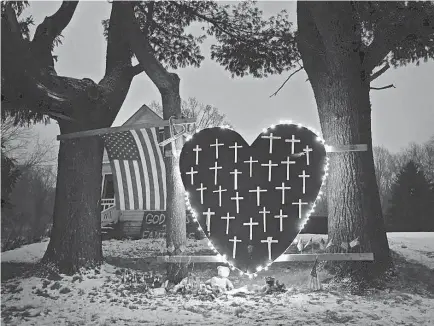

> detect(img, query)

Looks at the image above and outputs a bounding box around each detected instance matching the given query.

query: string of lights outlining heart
[179,121,329,278]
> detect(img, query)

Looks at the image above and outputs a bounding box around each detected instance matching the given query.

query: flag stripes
[102,128,167,211]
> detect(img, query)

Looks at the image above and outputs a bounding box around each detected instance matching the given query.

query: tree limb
[31,1,79,68]
[269,66,304,97]
[362,5,407,72]
[119,2,176,92]
[370,63,390,82]
[130,64,144,77]
[105,0,132,74]
[370,84,396,90]
[171,2,249,41]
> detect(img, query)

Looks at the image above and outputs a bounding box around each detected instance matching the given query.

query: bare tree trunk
[120,2,188,283]
[162,76,188,283]
[297,2,391,280]
[43,121,104,274]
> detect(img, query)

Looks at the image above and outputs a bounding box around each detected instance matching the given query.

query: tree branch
[105,1,132,74]
[370,63,390,82]
[269,66,304,97]
[362,5,408,72]
[31,1,78,68]
[130,64,144,77]
[370,84,396,90]
[119,2,176,92]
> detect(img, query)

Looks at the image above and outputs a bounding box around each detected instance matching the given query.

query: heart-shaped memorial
[179,124,327,274]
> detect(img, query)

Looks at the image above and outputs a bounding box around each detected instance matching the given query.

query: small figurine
[262,276,286,294]
[205,266,234,292]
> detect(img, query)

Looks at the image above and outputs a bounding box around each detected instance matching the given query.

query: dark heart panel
[179,125,327,273]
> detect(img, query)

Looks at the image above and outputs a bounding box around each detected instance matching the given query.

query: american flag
[101,128,166,211]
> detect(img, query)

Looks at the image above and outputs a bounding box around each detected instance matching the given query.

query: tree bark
[297,2,392,279]
[3,2,140,274]
[162,76,188,284]
[120,2,188,283]
[43,122,104,273]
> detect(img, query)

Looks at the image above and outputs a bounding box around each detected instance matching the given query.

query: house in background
[100,104,167,239]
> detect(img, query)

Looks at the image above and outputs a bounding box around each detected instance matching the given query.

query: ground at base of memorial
[1,233,434,325]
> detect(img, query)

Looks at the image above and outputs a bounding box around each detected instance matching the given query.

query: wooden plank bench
[153,253,374,263]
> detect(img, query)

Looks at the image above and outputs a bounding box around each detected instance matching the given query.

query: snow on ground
[387,232,434,269]
[2,233,434,325]
[3,233,432,270]
[1,239,49,264]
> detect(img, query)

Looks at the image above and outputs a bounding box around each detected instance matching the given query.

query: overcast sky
[26,1,434,154]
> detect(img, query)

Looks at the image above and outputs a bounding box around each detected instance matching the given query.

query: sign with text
[140,211,202,239]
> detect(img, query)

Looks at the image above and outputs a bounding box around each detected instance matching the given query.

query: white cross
[203,208,215,233]
[261,132,281,154]
[243,217,259,240]
[229,142,243,163]
[210,138,224,159]
[213,185,227,207]
[261,160,278,182]
[244,156,259,177]
[229,236,242,259]
[230,169,242,190]
[285,135,300,154]
[275,182,292,205]
[186,166,198,185]
[221,213,235,235]
[303,145,313,165]
[249,186,267,206]
[292,199,309,219]
[274,209,288,232]
[193,145,202,165]
[261,237,278,261]
[231,191,244,214]
[209,161,222,185]
[196,183,207,204]
[298,170,310,194]
[281,157,296,180]
[260,207,271,232]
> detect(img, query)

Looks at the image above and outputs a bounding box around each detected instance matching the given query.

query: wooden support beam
[57,118,196,141]
[154,253,374,263]
[326,144,368,153]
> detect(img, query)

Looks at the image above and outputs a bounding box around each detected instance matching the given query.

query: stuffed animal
[205,266,234,292]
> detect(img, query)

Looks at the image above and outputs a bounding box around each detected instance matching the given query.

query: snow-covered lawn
[387,232,434,269]
[2,233,434,325]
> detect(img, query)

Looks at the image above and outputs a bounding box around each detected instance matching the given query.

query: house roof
[103,104,163,164]
[122,104,162,126]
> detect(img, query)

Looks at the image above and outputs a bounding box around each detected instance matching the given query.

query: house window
[102,174,115,199]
